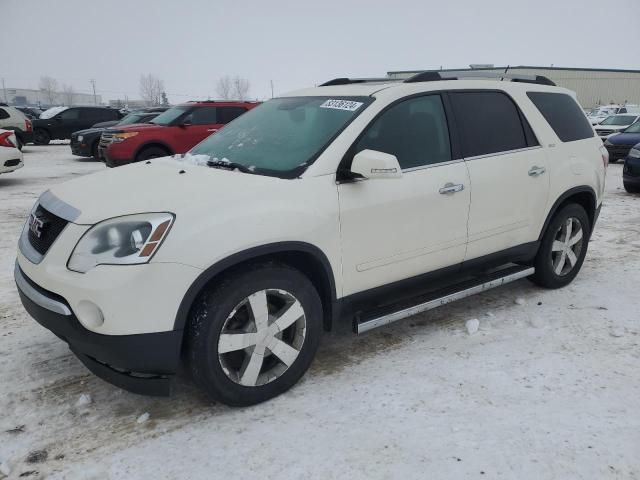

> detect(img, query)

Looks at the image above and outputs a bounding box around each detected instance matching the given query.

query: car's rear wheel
[15,135,23,151]
[91,141,100,159]
[624,181,640,193]
[136,146,170,162]
[34,129,50,145]
[530,203,590,289]
[186,263,322,406]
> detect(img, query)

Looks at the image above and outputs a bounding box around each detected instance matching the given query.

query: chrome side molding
[356,267,535,334]
[14,263,72,316]
[39,190,81,222]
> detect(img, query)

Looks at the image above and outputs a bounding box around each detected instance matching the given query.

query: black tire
[186,262,322,406]
[15,135,23,151]
[530,203,590,289]
[34,129,50,145]
[624,182,640,193]
[91,141,100,159]
[136,146,170,162]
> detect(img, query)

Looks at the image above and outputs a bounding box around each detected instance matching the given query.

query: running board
[354,266,535,334]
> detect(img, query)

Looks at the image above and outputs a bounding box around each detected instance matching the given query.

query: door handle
[439,182,465,194]
[528,166,546,177]
[207,128,218,132]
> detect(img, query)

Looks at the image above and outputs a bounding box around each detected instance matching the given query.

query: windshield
[189,96,371,177]
[600,115,637,126]
[40,106,68,119]
[623,121,640,133]
[150,106,190,125]
[119,113,149,125]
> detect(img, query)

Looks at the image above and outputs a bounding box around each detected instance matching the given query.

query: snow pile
[75,394,92,407]
[171,153,211,166]
[0,460,11,477]
[514,297,526,305]
[465,318,480,335]
[136,413,150,424]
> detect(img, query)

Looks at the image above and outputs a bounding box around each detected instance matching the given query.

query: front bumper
[15,264,182,396]
[70,140,93,157]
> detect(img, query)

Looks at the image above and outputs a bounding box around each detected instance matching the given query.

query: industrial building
[0,87,101,108]
[387,66,640,109]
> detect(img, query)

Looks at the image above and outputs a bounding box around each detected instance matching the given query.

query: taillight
[26,119,33,132]
[599,145,609,168]
[0,132,16,148]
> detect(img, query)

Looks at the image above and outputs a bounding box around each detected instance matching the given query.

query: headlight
[629,148,640,158]
[112,132,139,143]
[77,135,84,142]
[68,213,174,273]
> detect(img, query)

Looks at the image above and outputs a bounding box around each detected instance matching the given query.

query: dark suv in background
[70,107,167,158]
[32,106,123,144]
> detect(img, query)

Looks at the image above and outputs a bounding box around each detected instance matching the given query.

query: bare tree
[216,75,250,100]
[61,84,75,106]
[39,76,58,105]
[216,76,233,100]
[231,76,250,100]
[139,74,165,106]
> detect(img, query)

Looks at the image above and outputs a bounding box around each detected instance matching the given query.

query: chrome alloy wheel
[217,289,307,387]
[551,217,584,276]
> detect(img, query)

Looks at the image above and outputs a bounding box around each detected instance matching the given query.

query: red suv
[99,101,259,167]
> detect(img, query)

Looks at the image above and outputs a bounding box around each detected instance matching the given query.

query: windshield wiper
[207,159,253,174]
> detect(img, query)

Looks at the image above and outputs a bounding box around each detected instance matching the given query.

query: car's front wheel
[186,263,322,406]
[530,203,590,289]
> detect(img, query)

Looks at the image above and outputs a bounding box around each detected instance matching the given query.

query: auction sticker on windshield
[320,99,363,111]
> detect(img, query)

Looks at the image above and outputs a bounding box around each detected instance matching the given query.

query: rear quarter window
[527,92,594,142]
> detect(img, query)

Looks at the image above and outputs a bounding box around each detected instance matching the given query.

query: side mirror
[179,118,192,127]
[350,149,402,180]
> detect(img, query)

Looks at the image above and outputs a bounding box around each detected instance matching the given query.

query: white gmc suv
[15,72,607,406]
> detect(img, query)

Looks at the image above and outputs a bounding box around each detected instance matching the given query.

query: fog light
[75,300,104,329]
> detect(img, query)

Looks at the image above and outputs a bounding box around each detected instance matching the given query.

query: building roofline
[388,65,640,75]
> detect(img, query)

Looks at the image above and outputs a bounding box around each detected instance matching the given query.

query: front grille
[4,159,20,167]
[597,129,614,136]
[99,132,113,148]
[27,205,68,255]
[606,144,632,160]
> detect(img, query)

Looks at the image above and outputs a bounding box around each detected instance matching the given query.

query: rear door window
[450,91,529,157]
[217,107,247,124]
[60,109,80,120]
[527,92,595,142]
[189,107,218,125]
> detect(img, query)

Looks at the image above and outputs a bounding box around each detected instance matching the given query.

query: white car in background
[587,105,640,125]
[594,114,640,140]
[0,129,24,175]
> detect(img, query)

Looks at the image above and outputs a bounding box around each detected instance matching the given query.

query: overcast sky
[3,0,639,103]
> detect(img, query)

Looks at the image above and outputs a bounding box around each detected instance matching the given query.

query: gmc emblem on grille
[28,214,47,238]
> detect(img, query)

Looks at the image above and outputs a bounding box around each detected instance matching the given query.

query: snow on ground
[0,145,639,479]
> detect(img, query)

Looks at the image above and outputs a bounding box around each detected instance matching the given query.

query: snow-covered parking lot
[1,145,639,479]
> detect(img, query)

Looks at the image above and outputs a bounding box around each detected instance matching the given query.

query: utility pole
[90,79,97,105]
[1,78,7,104]
[270,80,274,99]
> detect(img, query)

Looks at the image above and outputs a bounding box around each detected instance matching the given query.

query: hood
[111,123,166,133]
[595,124,628,131]
[48,157,288,224]
[605,132,640,145]
[72,127,105,136]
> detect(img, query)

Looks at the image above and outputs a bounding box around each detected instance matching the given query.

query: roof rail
[320,77,399,87]
[404,71,556,86]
